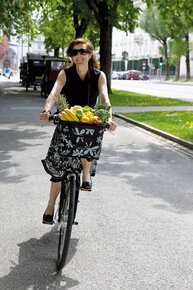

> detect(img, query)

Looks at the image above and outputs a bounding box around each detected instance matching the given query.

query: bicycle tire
[57,175,76,271]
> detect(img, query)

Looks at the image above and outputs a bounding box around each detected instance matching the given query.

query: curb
[113,113,193,150]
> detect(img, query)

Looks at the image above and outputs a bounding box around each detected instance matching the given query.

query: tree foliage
[140,6,171,79]
[169,39,187,80]
[145,0,193,79]
[0,0,23,34]
[0,36,9,58]
[38,1,74,55]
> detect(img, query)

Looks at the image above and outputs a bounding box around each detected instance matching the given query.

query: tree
[38,0,99,56]
[38,2,74,56]
[140,6,171,79]
[169,39,187,80]
[0,1,23,34]
[85,0,140,92]
[0,36,9,58]
[145,0,193,80]
[0,0,39,44]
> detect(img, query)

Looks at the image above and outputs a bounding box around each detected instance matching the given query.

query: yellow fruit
[63,109,79,121]
[59,112,71,121]
[81,116,90,123]
[85,111,93,121]
[71,105,82,112]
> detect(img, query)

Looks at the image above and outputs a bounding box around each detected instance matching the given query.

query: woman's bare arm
[40,70,66,121]
[98,71,117,131]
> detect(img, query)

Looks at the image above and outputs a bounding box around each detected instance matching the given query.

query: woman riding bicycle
[40,38,116,224]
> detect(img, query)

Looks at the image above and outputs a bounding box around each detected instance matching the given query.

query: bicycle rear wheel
[57,174,76,271]
[90,159,97,176]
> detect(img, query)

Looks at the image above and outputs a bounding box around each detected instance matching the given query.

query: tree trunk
[54,47,59,57]
[163,38,170,80]
[185,33,190,80]
[73,14,88,38]
[175,57,180,81]
[99,25,112,94]
[85,0,118,93]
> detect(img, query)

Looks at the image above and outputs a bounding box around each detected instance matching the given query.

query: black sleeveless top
[61,66,101,108]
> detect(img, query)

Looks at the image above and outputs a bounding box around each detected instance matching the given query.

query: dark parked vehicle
[24,53,46,91]
[20,54,66,96]
[41,57,66,98]
[19,62,27,86]
[127,70,149,80]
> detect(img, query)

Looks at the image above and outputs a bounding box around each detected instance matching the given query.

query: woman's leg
[81,158,92,191]
[81,158,91,182]
[44,181,61,215]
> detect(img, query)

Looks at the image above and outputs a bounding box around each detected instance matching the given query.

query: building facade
[0,33,51,74]
[112,27,193,77]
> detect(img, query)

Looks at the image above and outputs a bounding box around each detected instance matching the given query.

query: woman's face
[71,43,92,66]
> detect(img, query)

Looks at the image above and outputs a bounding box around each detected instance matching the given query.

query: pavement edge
[113,113,193,150]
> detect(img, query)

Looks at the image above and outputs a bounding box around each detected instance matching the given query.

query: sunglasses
[70,48,90,57]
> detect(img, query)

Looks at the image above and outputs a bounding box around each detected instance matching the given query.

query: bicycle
[42,114,108,271]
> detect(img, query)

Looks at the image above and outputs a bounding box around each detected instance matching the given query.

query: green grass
[110,89,193,142]
[121,111,193,143]
[110,89,193,106]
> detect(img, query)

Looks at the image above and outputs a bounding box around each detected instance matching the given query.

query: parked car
[139,73,149,80]
[118,71,128,80]
[111,71,119,79]
[126,70,149,80]
[41,57,66,98]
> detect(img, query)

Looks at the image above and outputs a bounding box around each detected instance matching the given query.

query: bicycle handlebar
[48,113,59,124]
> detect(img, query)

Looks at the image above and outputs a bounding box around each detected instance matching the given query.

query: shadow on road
[0,227,79,289]
[0,82,52,184]
[0,125,49,184]
[99,140,193,214]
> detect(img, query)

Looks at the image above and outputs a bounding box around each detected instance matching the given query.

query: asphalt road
[1,81,193,289]
[112,79,193,102]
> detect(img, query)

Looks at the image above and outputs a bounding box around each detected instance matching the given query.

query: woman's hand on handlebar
[107,120,117,131]
[40,110,51,122]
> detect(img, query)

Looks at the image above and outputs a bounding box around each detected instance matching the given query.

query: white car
[111,71,119,79]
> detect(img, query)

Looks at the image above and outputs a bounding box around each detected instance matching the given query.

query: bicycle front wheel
[57,175,76,271]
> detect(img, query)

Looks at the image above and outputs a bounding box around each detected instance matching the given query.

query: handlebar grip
[49,113,59,124]
[48,115,53,121]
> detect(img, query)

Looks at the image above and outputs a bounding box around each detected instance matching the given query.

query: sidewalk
[112,105,193,113]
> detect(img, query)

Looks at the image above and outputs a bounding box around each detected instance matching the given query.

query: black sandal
[81,181,92,191]
[42,213,54,225]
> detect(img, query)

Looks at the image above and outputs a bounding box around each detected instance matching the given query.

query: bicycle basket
[54,120,107,159]
[41,121,107,178]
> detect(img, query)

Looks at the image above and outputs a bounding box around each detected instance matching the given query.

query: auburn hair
[66,38,99,69]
